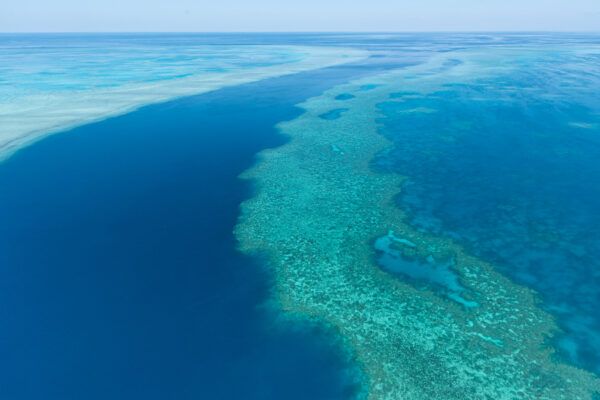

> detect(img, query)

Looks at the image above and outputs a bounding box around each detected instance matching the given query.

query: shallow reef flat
[235,49,600,399]
[0,44,367,161]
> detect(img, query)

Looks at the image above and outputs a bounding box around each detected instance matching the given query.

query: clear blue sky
[2,0,599,32]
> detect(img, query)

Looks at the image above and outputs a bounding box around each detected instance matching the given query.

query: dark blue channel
[0,56,399,399]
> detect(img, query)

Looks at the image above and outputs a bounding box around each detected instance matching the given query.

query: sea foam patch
[0,43,367,160]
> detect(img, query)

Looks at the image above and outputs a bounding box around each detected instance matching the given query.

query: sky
[1,0,600,32]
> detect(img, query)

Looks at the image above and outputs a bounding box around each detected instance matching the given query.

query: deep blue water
[375,44,600,373]
[0,40,405,399]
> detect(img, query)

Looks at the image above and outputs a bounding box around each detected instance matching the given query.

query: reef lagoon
[1,33,600,399]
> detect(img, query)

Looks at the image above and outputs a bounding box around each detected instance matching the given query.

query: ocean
[1,33,600,399]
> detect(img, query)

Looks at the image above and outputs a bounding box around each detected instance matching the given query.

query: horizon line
[2,30,600,34]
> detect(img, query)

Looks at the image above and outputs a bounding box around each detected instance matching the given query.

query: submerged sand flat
[235,48,600,399]
[0,45,367,160]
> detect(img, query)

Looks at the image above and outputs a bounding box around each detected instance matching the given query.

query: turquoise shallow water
[0,34,301,91]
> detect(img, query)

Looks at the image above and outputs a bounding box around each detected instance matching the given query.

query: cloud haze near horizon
[1,0,599,32]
